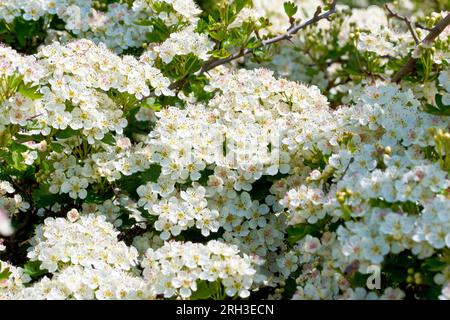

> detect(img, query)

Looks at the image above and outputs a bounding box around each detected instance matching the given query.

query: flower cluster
[251,0,326,34]
[9,214,153,299]
[27,214,139,272]
[142,240,261,298]
[0,0,92,25]
[0,0,450,301]
[0,261,31,299]
[153,26,214,63]
[0,45,44,88]
[0,0,203,52]
[134,0,202,24]
[278,83,449,299]
[132,68,329,280]
[287,234,406,300]
[17,265,152,300]
[248,2,416,96]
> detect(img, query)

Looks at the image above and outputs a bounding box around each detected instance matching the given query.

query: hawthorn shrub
[0,0,450,300]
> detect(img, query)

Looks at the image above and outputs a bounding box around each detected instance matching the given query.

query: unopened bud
[384,146,392,155]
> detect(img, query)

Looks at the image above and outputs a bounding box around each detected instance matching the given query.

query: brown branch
[391,12,450,83]
[385,4,420,44]
[199,0,338,74]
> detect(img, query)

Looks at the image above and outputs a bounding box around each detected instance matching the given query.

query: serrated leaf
[18,83,43,100]
[141,98,162,111]
[246,37,261,49]
[195,19,209,33]
[210,48,231,59]
[208,29,227,42]
[12,151,27,171]
[284,2,298,18]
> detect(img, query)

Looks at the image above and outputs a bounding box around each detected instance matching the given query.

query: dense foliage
[0,0,450,300]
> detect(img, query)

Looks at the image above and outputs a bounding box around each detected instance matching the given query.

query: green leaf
[246,37,261,49]
[349,272,370,288]
[0,267,11,280]
[134,19,154,27]
[436,94,450,109]
[197,169,214,186]
[84,190,115,204]
[424,95,450,116]
[49,15,66,30]
[18,83,43,100]
[210,48,231,59]
[118,164,161,197]
[423,284,442,300]
[14,19,33,47]
[101,133,116,146]
[23,261,48,278]
[10,142,28,153]
[55,128,79,139]
[422,257,447,272]
[14,133,46,143]
[51,142,64,153]
[287,224,319,245]
[208,25,227,42]
[11,151,27,171]
[284,2,298,18]
[190,281,211,299]
[32,184,70,208]
[283,277,298,299]
[423,104,450,116]
[233,0,252,13]
[383,265,406,284]
[195,19,209,33]
[141,98,162,111]
[141,164,162,183]
[141,18,172,43]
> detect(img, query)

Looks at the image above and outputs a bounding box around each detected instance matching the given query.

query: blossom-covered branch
[392,12,450,82]
[200,0,338,74]
[385,4,420,44]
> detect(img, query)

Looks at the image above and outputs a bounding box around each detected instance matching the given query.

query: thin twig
[199,0,338,74]
[415,22,432,31]
[385,4,420,44]
[391,12,450,83]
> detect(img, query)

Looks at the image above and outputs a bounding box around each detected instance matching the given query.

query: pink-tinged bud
[116,137,131,150]
[67,208,80,223]
[37,140,48,152]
